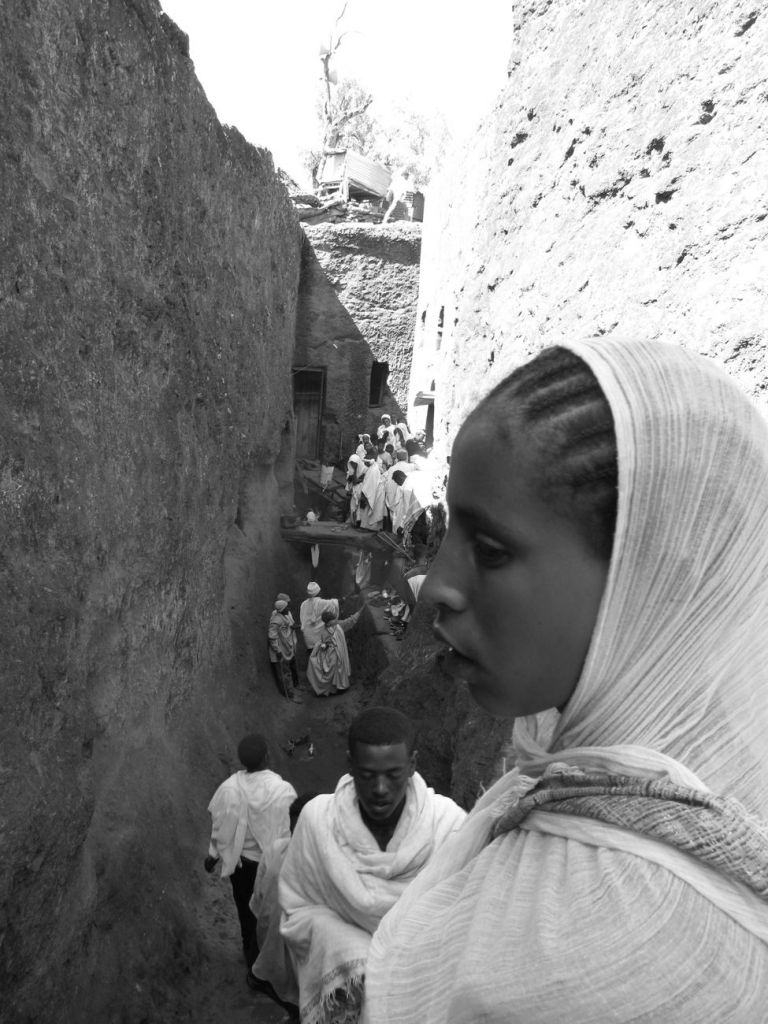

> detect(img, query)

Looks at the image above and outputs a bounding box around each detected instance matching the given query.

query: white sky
[159,0,513,187]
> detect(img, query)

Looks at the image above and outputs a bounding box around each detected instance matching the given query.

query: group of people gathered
[206,708,465,1023]
[345,413,431,538]
[212,339,768,1023]
[267,581,363,700]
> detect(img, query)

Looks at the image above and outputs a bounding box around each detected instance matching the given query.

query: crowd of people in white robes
[345,414,434,543]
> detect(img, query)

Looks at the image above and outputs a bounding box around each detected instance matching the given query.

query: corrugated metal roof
[318,150,392,198]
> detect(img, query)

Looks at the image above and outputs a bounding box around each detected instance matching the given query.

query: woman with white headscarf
[362,339,768,1023]
[346,454,366,526]
[358,456,386,532]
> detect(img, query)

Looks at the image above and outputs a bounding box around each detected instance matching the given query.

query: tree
[369,108,452,191]
[319,77,375,153]
[317,5,373,149]
[303,5,374,185]
[303,3,452,192]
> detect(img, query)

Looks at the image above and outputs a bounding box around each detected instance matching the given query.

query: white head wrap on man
[363,339,768,1024]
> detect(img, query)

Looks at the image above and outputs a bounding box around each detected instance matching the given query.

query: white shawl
[207,769,296,877]
[250,836,298,1004]
[363,339,768,1023]
[280,773,465,1024]
[359,460,386,529]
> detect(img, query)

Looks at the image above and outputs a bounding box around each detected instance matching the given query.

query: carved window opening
[369,361,388,406]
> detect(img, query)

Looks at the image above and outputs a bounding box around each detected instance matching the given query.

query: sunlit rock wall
[412,0,768,457]
[400,0,768,799]
[0,0,301,1019]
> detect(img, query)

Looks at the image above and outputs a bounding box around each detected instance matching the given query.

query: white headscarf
[513,338,768,819]
[347,453,365,482]
[363,339,768,1024]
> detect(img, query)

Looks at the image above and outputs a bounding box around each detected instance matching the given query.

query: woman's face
[423,412,609,718]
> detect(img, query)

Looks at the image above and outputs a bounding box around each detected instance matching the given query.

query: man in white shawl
[362,340,768,1023]
[279,707,466,1024]
[299,581,339,651]
[357,458,385,531]
[205,733,297,965]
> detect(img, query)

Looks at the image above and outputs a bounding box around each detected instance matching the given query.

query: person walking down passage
[248,792,318,1012]
[267,593,302,703]
[362,340,768,1024]
[205,734,297,966]
[307,606,363,697]
[280,708,466,1024]
[299,582,339,651]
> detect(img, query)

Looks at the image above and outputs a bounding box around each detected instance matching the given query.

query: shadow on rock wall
[296,227,419,462]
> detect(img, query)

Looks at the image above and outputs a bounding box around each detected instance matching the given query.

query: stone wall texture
[399,0,768,799]
[297,222,421,461]
[0,1,301,1019]
[411,0,768,456]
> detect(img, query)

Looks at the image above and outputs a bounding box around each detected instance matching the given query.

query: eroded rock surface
[0,1,301,1019]
[413,0,768,453]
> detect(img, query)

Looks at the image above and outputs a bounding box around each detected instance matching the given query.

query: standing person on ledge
[279,707,465,1024]
[358,454,385,532]
[362,340,768,1024]
[267,593,302,703]
[299,581,339,651]
[376,414,396,446]
[205,734,297,967]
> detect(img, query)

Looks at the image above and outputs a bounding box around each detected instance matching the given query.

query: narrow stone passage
[187,638,382,1023]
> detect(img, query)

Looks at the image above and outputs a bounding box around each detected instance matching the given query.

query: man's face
[348,742,415,821]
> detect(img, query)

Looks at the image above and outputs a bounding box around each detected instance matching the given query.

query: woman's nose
[422,535,467,612]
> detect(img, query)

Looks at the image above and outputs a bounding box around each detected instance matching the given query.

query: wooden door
[293,369,325,459]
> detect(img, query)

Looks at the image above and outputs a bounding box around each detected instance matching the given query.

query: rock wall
[399,0,768,798]
[412,0,768,457]
[297,222,421,461]
[0,1,301,1019]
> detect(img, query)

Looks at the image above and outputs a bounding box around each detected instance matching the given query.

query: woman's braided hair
[472,346,618,561]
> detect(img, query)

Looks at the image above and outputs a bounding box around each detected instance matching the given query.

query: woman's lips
[442,646,475,680]
[433,625,476,680]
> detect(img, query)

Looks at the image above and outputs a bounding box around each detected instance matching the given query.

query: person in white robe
[346,455,366,526]
[354,434,371,460]
[376,414,396,446]
[363,339,768,1023]
[249,792,318,1009]
[299,582,339,650]
[306,607,362,696]
[358,459,385,531]
[280,708,466,1024]
[205,734,296,964]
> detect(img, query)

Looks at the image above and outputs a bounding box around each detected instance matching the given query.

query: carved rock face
[1,1,301,1018]
[414,0,768,469]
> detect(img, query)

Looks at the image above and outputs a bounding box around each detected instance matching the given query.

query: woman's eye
[473,535,510,568]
